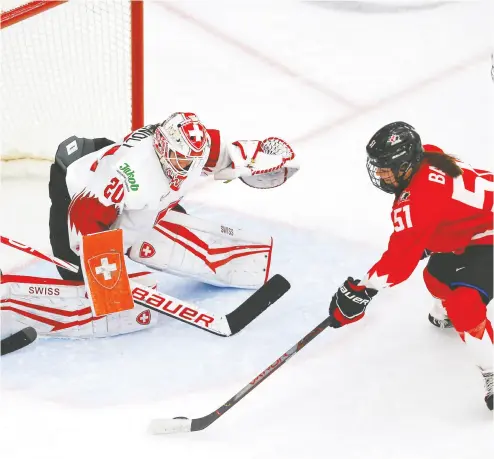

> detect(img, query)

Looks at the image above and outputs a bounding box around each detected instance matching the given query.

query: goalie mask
[153,112,210,191]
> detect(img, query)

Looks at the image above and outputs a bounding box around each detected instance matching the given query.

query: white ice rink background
[1,2,493,459]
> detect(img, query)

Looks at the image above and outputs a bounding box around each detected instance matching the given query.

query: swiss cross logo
[139,242,156,259]
[180,120,207,154]
[88,253,122,289]
[136,310,151,326]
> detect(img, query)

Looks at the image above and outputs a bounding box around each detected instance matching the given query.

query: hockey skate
[480,368,493,411]
[428,299,453,329]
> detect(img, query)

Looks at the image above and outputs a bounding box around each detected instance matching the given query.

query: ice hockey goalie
[1,112,299,341]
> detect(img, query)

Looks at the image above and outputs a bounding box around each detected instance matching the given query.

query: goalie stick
[1,326,37,356]
[1,235,290,337]
[149,316,332,434]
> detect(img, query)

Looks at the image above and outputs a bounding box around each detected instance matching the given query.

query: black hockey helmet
[366,121,424,194]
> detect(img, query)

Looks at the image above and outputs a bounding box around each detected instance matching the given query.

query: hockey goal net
[0,0,144,177]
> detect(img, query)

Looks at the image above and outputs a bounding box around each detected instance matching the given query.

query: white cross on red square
[95,257,117,280]
[189,123,204,142]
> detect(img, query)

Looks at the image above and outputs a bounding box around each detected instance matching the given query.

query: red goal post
[1,1,144,176]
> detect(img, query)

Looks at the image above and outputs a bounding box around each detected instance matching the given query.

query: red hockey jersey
[363,147,493,290]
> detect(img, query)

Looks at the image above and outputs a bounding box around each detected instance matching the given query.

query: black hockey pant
[426,245,493,305]
[48,137,114,281]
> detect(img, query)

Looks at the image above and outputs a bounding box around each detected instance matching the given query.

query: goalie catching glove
[328,277,378,328]
[214,137,299,189]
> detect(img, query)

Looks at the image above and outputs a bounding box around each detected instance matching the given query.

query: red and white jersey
[363,148,493,290]
[65,125,228,254]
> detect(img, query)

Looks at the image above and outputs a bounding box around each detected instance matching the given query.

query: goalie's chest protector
[111,138,205,212]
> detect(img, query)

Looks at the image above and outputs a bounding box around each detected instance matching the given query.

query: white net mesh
[261,137,295,159]
[1,0,139,177]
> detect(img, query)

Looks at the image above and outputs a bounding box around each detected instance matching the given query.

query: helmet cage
[153,114,210,186]
[366,154,415,194]
[366,123,423,194]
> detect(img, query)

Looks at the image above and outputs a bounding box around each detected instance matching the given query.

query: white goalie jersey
[65,113,299,256]
[65,123,226,254]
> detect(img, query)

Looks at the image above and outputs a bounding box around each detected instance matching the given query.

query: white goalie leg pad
[128,211,273,289]
[98,272,158,337]
[0,273,158,339]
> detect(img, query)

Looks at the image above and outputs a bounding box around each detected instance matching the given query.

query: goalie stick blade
[148,417,192,435]
[226,274,290,335]
[1,326,37,356]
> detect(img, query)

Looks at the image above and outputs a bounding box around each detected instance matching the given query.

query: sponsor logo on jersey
[136,310,151,326]
[118,163,140,191]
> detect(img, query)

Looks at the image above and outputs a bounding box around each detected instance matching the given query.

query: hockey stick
[149,316,332,434]
[1,236,290,337]
[1,326,37,356]
[1,236,79,273]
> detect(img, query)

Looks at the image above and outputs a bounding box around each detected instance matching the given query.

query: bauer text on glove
[328,277,378,328]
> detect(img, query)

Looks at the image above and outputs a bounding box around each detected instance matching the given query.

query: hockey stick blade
[1,326,37,356]
[149,316,333,434]
[226,274,290,335]
[131,274,289,338]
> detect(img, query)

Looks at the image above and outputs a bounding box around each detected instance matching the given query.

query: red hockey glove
[328,277,378,328]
